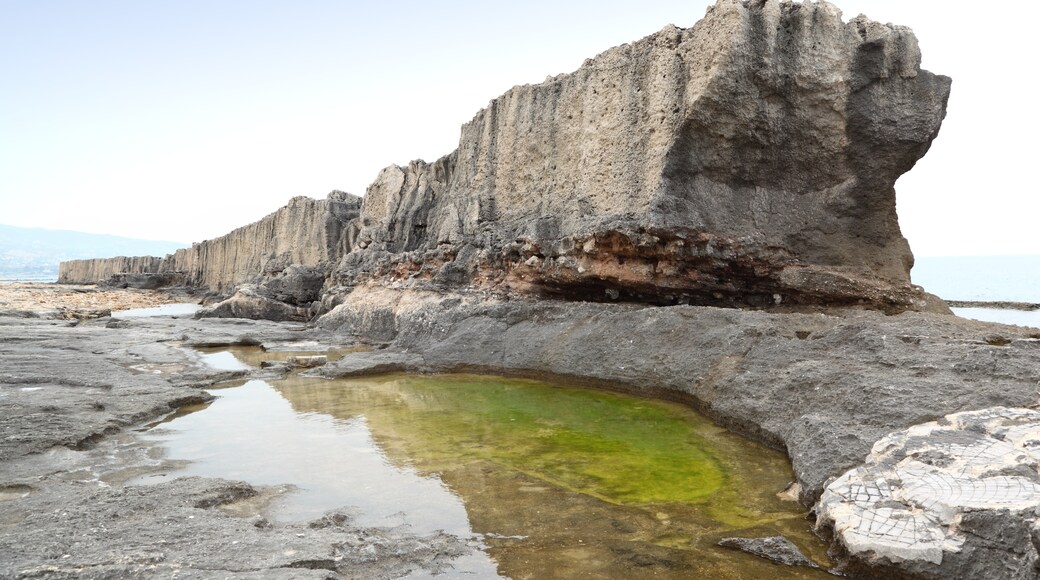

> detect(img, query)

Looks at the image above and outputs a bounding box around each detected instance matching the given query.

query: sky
[1,1,1036,257]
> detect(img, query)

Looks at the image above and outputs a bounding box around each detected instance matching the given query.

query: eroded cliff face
[59,192,361,293]
[337,0,950,311]
[165,192,361,292]
[58,256,165,285]
[60,0,950,313]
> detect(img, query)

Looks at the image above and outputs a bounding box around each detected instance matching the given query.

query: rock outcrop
[60,0,949,315]
[57,256,164,285]
[337,0,949,312]
[818,408,1040,578]
[59,192,361,294]
[194,285,312,322]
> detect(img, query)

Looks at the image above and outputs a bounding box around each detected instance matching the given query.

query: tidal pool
[952,306,1040,328]
[112,303,202,317]
[194,344,371,370]
[135,355,831,578]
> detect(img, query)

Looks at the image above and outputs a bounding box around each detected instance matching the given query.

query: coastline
[946,300,1040,311]
[0,282,193,315]
[4,287,1040,577]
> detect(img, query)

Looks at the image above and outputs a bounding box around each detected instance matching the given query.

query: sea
[913,255,1040,328]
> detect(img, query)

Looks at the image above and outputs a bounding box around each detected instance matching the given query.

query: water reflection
[194,345,370,370]
[275,374,832,578]
[135,380,472,534]
[952,307,1040,328]
[112,303,201,317]
[136,360,832,578]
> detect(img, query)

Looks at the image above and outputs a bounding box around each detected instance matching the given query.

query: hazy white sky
[1,1,1036,257]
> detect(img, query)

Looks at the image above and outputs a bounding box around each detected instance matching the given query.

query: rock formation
[60,0,950,314]
[59,192,361,295]
[58,255,164,285]
[818,408,1040,578]
[49,3,972,574]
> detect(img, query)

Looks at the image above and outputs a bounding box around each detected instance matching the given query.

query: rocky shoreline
[9,0,1040,577]
[946,300,1040,312]
[3,289,1040,577]
[0,282,192,318]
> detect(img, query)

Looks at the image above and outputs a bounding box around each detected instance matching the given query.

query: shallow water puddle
[194,344,370,370]
[136,353,831,578]
[952,306,1040,328]
[112,303,202,317]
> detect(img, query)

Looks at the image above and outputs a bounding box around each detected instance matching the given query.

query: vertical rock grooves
[59,192,362,292]
[60,0,950,314]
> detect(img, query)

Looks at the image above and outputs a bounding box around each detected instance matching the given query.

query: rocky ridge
[59,192,362,296]
[61,0,950,315]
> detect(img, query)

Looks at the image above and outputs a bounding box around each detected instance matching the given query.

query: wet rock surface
[2,292,1040,577]
[718,536,818,568]
[1,477,471,579]
[318,287,1040,504]
[308,351,426,378]
[0,312,482,579]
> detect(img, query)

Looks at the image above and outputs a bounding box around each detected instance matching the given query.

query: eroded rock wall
[336,0,950,311]
[58,256,163,284]
[60,0,950,313]
[163,192,361,292]
[59,192,361,292]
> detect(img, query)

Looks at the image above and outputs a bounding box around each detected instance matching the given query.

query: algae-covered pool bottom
[135,369,832,578]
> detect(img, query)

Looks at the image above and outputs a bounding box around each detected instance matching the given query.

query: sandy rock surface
[0,283,184,314]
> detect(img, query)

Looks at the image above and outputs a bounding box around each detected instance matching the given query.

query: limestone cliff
[342,0,949,311]
[57,256,165,285]
[59,192,361,292]
[60,0,950,314]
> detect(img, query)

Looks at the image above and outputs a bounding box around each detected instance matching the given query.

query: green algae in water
[333,375,726,505]
[138,366,832,577]
[274,374,802,528]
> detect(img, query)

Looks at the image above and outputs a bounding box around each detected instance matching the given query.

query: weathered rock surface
[195,285,312,322]
[308,351,427,378]
[0,311,486,579]
[56,255,164,285]
[315,287,1040,506]
[100,271,187,290]
[3,291,1040,577]
[818,407,1040,578]
[718,536,818,568]
[336,0,950,312]
[1,477,472,579]
[59,191,361,295]
[60,0,949,314]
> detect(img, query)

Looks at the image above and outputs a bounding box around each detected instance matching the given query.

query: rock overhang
[60,0,951,316]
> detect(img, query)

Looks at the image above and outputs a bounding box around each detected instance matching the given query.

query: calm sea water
[913,255,1040,327]
[913,255,1040,303]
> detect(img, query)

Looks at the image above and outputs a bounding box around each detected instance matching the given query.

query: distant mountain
[0,224,186,282]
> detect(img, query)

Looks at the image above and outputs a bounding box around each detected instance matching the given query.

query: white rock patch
[818,407,1040,566]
